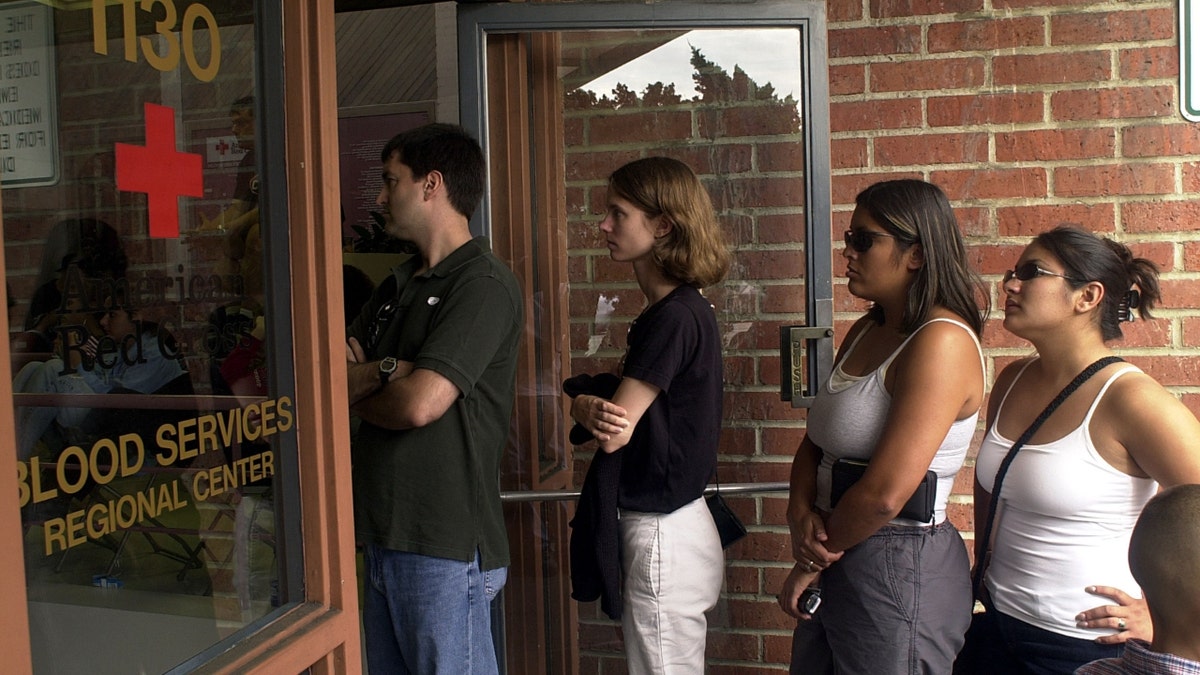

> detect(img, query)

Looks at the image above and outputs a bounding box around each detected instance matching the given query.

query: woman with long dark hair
[780,179,988,673]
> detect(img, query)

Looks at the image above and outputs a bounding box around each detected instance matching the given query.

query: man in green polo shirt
[346,123,522,674]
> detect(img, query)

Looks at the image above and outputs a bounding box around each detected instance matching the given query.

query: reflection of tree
[566,46,800,127]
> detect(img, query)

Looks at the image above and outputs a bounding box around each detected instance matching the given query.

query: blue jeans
[954,606,1123,674]
[363,544,507,675]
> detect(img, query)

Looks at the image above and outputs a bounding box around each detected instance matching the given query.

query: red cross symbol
[214,138,230,155]
[115,103,203,239]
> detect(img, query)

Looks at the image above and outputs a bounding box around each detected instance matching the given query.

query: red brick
[757,141,807,173]
[669,144,753,176]
[871,0,984,17]
[1122,200,1200,234]
[930,167,1049,200]
[875,132,989,167]
[831,171,924,206]
[827,0,863,22]
[1125,354,1200,387]
[724,390,798,423]
[995,128,1116,163]
[1186,162,1200,194]
[764,633,795,666]
[1053,164,1175,198]
[1050,9,1175,46]
[705,631,762,661]
[830,99,924,133]
[713,177,809,211]
[762,427,806,457]
[1123,124,1200,158]
[928,16,1044,53]
[994,50,1111,86]
[1183,317,1200,348]
[831,137,868,170]
[956,206,991,238]
[588,110,693,145]
[829,63,865,96]
[830,25,922,58]
[967,242,1029,276]
[758,214,810,246]
[1051,86,1175,122]
[1185,242,1200,273]
[871,57,985,93]
[928,92,1044,127]
[1157,279,1200,312]
[726,597,798,630]
[995,0,1098,7]
[698,105,801,140]
[761,282,806,314]
[1182,393,1200,421]
[1120,46,1178,80]
[733,250,805,280]
[997,203,1116,237]
[1115,318,1171,350]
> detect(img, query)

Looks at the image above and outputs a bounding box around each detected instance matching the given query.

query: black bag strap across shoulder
[971,355,1125,598]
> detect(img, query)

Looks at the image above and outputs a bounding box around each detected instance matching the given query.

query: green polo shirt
[349,237,522,570]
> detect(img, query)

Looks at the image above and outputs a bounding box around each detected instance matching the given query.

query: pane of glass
[4,2,289,671]
[490,25,809,668]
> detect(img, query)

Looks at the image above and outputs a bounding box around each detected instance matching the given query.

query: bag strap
[971,355,1124,598]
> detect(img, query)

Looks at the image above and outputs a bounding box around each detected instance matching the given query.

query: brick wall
[568,2,1200,672]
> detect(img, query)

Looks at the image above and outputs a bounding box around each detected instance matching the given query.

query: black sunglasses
[843,229,897,253]
[366,299,400,352]
[1002,262,1082,284]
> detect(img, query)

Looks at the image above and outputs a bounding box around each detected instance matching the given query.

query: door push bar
[779,325,834,408]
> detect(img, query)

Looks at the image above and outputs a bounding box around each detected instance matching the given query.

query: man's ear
[423,170,444,199]
[1075,281,1105,314]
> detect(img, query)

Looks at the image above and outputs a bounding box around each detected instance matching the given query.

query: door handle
[779,325,833,408]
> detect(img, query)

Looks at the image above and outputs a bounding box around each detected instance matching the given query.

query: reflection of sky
[580,28,801,100]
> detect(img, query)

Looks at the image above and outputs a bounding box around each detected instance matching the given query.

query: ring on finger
[1117,617,1126,630]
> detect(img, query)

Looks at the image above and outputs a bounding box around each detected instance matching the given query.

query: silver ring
[804,560,814,572]
[1117,617,1126,630]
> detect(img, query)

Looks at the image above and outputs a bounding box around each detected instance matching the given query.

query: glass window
[4,1,296,671]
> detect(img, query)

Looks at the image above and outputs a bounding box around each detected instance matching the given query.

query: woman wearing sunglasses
[955,225,1200,673]
[779,179,987,673]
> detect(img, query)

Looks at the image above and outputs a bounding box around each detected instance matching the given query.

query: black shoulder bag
[971,355,1124,600]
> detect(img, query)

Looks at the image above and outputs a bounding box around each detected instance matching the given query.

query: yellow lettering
[177,417,198,461]
[89,438,120,485]
[156,421,179,465]
[242,403,262,442]
[16,461,28,507]
[276,396,294,432]
[29,457,57,504]
[43,518,65,556]
[119,433,145,476]
[57,446,89,495]
[196,413,218,455]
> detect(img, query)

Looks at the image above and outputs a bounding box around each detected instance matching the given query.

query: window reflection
[3,3,287,671]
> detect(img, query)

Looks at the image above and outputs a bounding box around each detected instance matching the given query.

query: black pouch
[706,492,747,548]
[830,458,936,523]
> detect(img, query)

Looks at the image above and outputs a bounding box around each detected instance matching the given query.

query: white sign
[0,1,57,187]
[1183,0,1200,122]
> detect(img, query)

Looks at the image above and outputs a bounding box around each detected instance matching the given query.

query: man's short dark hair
[380,123,485,221]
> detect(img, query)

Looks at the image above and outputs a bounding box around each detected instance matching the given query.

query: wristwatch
[378,356,398,387]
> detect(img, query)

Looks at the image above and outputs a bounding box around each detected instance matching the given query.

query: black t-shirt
[617,285,723,513]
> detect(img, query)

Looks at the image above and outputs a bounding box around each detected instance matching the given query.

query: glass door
[459,3,833,672]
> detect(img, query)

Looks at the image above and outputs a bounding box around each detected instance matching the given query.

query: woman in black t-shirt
[569,157,731,674]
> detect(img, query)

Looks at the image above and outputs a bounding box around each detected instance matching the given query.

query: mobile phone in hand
[800,587,822,614]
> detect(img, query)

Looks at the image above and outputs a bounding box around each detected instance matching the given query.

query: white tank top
[976,359,1155,639]
[807,318,984,526]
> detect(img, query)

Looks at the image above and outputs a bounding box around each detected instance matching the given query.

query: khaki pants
[619,496,725,674]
